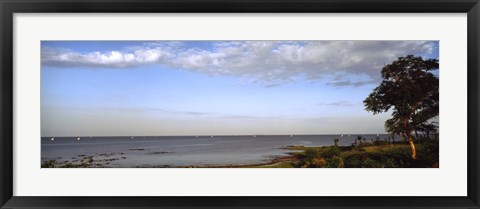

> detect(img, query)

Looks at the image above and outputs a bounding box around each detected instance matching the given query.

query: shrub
[326,146,342,158]
[361,158,383,168]
[304,148,321,160]
[311,158,327,167]
[324,156,344,168]
[302,148,321,167]
[343,154,363,167]
[417,139,439,167]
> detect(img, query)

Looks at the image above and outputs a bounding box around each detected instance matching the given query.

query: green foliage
[304,148,321,160]
[269,138,439,168]
[363,55,439,159]
[360,158,383,168]
[297,140,439,168]
[298,146,345,168]
[302,148,323,167]
[417,122,439,139]
[326,146,341,157]
[417,139,439,166]
[364,55,439,138]
[344,149,404,168]
[324,156,344,168]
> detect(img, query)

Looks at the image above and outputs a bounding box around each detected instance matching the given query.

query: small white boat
[377,134,380,136]
[50,137,54,141]
[341,134,344,137]
[77,137,81,141]
[196,136,199,138]
[131,137,134,139]
[290,134,293,138]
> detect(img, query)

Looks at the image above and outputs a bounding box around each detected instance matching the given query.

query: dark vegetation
[261,135,439,168]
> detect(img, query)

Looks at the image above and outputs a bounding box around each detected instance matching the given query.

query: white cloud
[42,41,438,86]
[42,46,173,68]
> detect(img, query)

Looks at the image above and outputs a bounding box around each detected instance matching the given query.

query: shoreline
[177,152,299,168]
[41,139,439,168]
[41,146,304,168]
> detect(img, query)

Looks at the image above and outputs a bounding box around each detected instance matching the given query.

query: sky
[41,41,439,137]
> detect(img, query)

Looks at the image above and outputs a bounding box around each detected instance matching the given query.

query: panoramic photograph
[41,40,439,168]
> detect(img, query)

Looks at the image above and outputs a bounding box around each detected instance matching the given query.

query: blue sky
[41,41,439,136]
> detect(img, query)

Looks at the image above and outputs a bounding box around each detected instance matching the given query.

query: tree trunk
[406,132,417,160]
[403,118,417,160]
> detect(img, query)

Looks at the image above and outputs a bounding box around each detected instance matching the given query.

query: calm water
[41,134,392,167]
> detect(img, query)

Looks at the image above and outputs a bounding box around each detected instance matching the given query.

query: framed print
[1,0,479,208]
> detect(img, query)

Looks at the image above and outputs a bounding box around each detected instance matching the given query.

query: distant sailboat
[131,136,134,139]
[341,134,344,137]
[196,136,199,138]
[290,134,293,138]
[50,137,54,141]
[77,137,81,141]
[348,134,351,137]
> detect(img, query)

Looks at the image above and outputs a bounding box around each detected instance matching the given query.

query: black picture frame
[1,0,479,208]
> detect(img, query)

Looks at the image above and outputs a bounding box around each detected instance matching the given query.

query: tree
[364,55,439,159]
[418,121,438,139]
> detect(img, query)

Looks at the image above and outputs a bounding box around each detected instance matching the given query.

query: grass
[252,138,439,168]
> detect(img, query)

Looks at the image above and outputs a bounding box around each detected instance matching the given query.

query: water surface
[41,134,392,167]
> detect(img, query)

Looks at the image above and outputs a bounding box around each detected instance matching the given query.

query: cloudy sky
[41,41,439,137]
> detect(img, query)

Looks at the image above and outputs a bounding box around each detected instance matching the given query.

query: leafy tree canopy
[364,55,439,159]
